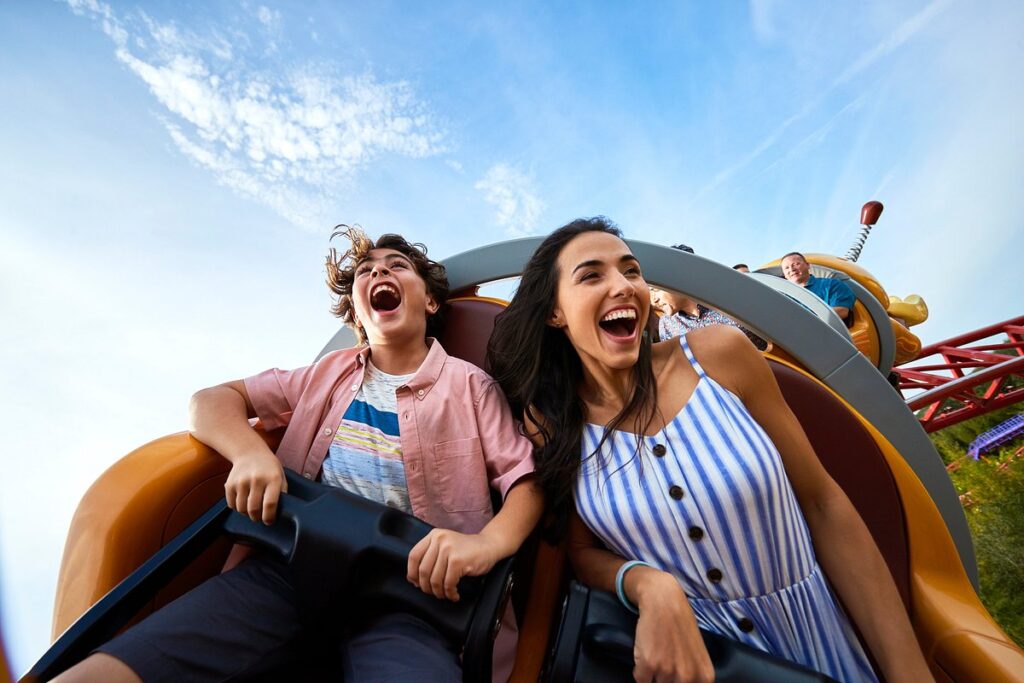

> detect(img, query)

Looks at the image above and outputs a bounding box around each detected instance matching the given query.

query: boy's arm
[406,477,543,601]
[407,374,543,601]
[189,380,286,524]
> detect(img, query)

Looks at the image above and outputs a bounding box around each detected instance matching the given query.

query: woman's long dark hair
[485,217,658,538]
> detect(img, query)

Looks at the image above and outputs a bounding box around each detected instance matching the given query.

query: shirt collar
[355,338,447,400]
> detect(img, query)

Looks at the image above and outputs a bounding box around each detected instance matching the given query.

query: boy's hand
[224,450,287,525]
[407,529,503,601]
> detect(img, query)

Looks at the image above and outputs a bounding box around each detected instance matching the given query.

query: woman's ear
[548,309,565,328]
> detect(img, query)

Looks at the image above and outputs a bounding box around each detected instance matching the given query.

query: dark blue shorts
[98,556,461,683]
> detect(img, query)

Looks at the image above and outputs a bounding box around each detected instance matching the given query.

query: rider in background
[653,245,767,350]
[781,251,856,324]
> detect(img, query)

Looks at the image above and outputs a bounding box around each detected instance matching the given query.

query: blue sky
[2,0,1022,672]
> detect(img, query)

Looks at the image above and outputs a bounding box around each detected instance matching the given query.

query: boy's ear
[349,301,363,330]
[425,294,439,316]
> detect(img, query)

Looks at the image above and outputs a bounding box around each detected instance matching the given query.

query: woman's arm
[189,380,286,524]
[698,325,933,683]
[569,511,714,683]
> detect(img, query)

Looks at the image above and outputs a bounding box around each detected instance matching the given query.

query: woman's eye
[356,266,371,275]
[625,267,641,277]
[579,271,598,282]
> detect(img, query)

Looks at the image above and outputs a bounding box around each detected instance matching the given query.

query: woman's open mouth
[598,308,639,341]
[370,283,402,312]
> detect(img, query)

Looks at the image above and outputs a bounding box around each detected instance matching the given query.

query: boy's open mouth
[370,283,402,312]
[598,308,638,339]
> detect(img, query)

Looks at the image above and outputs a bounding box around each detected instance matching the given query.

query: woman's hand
[406,529,503,601]
[224,449,287,524]
[630,566,715,683]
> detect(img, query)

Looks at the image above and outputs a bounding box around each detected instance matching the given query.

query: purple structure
[967,413,1024,460]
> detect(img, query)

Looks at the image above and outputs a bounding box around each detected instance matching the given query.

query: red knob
[860,201,883,226]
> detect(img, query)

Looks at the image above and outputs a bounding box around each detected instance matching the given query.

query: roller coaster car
[32,241,1023,682]
[759,254,923,375]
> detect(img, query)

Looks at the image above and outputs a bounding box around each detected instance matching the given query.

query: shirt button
[668,485,684,500]
[688,526,704,541]
[652,444,666,457]
[351,384,358,391]
[323,428,332,436]
[737,617,755,633]
[303,472,312,479]
[707,568,723,583]
[417,389,424,396]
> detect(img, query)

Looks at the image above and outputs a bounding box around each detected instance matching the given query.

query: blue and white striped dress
[574,335,878,682]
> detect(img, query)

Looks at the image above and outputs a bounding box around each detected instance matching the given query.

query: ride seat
[769,362,910,607]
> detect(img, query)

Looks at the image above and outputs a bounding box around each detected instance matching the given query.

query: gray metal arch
[318,236,977,585]
[742,273,851,340]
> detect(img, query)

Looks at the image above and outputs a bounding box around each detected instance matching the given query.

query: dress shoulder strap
[678,334,707,378]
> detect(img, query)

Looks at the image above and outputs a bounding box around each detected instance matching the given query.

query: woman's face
[550,231,650,371]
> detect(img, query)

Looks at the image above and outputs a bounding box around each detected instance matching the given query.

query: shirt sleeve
[473,379,536,500]
[827,279,856,311]
[243,362,319,431]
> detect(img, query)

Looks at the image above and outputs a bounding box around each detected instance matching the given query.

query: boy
[57,227,542,683]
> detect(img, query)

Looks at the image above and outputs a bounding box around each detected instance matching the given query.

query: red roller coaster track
[893,315,1024,432]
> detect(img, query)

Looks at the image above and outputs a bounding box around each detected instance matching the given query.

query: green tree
[929,404,1024,646]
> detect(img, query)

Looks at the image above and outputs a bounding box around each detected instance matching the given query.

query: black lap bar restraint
[22,470,513,683]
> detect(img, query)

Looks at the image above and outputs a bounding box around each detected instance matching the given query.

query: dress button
[652,444,666,457]
[668,485,684,500]
[688,526,704,541]
[706,568,723,583]
[737,617,755,633]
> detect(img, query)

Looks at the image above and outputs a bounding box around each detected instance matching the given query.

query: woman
[486,218,932,683]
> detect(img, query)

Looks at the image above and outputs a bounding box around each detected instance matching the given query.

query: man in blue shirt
[780,252,856,323]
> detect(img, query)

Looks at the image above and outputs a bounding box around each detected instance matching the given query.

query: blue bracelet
[615,560,650,614]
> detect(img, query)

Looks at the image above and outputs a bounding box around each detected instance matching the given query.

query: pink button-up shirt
[242,339,534,680]
[244,339,535,531]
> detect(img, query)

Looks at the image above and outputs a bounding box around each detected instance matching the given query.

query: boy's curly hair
[325,225,449,345]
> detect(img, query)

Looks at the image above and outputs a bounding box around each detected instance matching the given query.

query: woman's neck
[578,356,635,412]
[366,336,430,375]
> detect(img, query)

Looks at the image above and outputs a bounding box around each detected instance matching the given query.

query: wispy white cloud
[256,6,280,31]
[66,0,445,231]
[474,163,545,237]
[833,0,955,87]
[757,94,867,178]
[698,0,955,199]
[253,5,282,53]
[749,0,779,43]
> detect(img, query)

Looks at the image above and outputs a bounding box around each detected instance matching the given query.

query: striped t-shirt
[321,361,413,513]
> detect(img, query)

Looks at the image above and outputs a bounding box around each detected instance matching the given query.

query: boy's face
[351,248,438,344]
